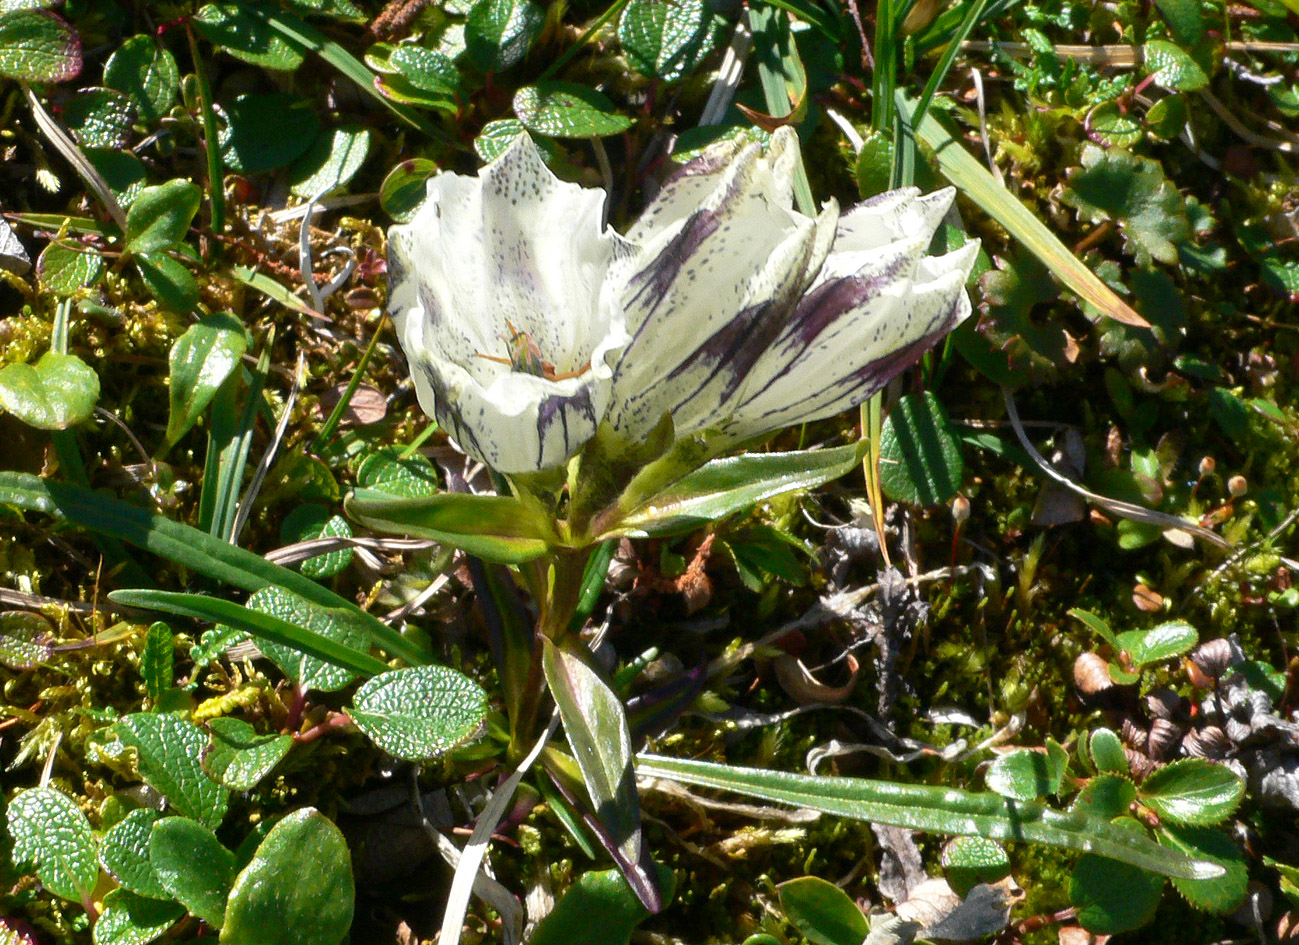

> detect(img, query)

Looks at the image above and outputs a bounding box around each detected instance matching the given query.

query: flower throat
[476,321,591,383]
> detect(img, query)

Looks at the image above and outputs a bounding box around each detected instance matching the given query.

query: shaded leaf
[125,179,201,255]
[99,808,167,900]
[203,717,294,790]
[92,889,184,945]
[1159,824,1248,914]
[465,0,544,72]
[619,0,713,81]
[217,93,320,174]
[103,35,179,124]
[878,392,965,506]
[1069,822,1164,934]
[150,816,236,926]
[194,1,305,70]
[941,837,1011,898]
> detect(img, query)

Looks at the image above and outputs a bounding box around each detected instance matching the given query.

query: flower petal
[722,239,979,440]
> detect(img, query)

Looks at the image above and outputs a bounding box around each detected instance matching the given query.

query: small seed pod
[1185,658,1215,690]
[1191,638,1242,681]
[1125,746,1157,780]
[1228,475,1248,497]
[951,494,971,526]
[1148,717,1184,761]
[1146,688,1184,721]
[1121,717,1149,752]
[1073,652,1113,696]
[1198,456,1216,479]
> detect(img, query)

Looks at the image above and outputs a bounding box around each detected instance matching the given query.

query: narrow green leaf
[346,488,555,564]
[203,717,293,790]
[109,589,389,680]
[165,312,247,450]
[220,809,354,945]
[898,92,1149,328]
[125,179,200,255]
[1068,607,1119,649]
[0,472,428,666]
[6,787,98,903]
[776,876,869,945]
[99,808,167,899]
[112,713,230,829]
[1139,759,1244,826]
[150,816,236,926]
[605,442,865,539]
[349,665,489,761]
[543,638,644,877]
[635,754,1222,880]
[0,351,99,430]
[140,621,174,703]
[92,889,184,945]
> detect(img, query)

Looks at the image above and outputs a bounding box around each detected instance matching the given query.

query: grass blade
[896,91,1148,327]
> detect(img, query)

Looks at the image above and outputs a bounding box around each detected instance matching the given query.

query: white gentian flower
[388,129,977,475]
[604,126,980,448]
[387,135,635,474]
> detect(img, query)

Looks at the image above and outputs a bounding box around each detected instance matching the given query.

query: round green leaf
[474,119,559,164]
[0,351,100,430]
[125,179,201,255]
[1069,819,1164,934]
[529,864,676,945]
[99,808,168,900]
[150,816,236,927]
[217,93,320,175]
[1138,758,1244,826]
[85,149,148,207]
[0,611,54,669]
[1089,728,1128,774]
[111,713,230,829]
[203,717,294,791]
[349,665,488,761]
[355,446,441,499]
[1089,101,1143,149]
[1121,620,1198,669]
[242,585,368,692]
[380,158,437,222]
[514,81,634,138]
[1145,94,1187,140]
[280,503,354,579]
[1144,39,1208,91]
[103,35,179,124]
[465,0,544,72]
[1071,773,1137,821]
[0,9,81,82]
[193,2,305,71]
[165,311,248,449]
[289,126,372,198]
[879,392,965,506]
[985,744,1067,801]
[135,253,199,313]
[6,787,99,902]
[92,889,184,945]
[220,809,354,945]
[37,241,105,294]
[389,44,459,94]
[941,836,1011,898]
[1159,824,1248,914]
[775,876,868,945]
[619,0,712,82]
[63,87,135,149]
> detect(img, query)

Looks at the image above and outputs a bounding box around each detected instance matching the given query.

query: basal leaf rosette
[387,134,635,474]
[604,127,979,451]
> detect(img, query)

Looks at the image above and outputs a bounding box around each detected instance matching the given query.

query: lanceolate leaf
[635,754,1222,880]
[603,441,866,538]
[346,488,556,563]
[543,638,652,908]
[0,472,427,666]
[164,312,248,450]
